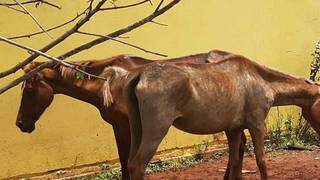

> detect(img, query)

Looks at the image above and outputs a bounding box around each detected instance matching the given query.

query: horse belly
[174,96,244,135]
[172,117,228,134]
[173,101,243,134]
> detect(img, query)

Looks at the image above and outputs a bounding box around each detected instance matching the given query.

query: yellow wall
[0,0,320,178]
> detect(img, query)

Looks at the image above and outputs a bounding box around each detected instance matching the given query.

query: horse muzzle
[16,121,35,133]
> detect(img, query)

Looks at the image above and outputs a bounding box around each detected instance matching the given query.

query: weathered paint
[0,0,319,178]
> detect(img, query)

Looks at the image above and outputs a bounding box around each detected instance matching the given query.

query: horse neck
[272,81,319,106]
[43,55,142,108]
[257,66,320,107]
[46,71,104,109]
[45,65,133,110]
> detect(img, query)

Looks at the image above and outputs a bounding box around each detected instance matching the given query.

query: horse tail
[123,71,142,162]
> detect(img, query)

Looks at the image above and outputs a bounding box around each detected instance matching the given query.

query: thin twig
[88,0,94,11]
[150,20,168,26]
[13,0,53,39]
[0,0,35,5]
[100,0,151,11]
[39,1,61,9]
[0,36,88,68]
[0,0,61,9]
[0,0,108,79]
[76,31,167,57]
[8,12,86,40]
[118,36,130,39]
[154,0,164,12]
[2,4,27,14]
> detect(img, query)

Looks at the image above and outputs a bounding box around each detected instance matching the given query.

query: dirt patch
[146,150,320,180]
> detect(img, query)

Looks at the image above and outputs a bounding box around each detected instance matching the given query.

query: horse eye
[23,87,35,96]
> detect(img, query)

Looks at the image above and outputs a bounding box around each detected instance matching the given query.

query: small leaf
[75,71,85,80]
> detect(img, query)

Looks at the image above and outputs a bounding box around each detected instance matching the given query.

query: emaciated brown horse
[100,55,320,180]
[16,50,245,179]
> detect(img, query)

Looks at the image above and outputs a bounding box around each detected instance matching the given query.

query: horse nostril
[16,121,24,128]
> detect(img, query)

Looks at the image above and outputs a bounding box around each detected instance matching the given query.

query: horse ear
[34,73,43,81]
[42,68,59,80]
[21,62,44,73]
[24,73,43,90]
[21,66,27,72]
[24,80,33,90]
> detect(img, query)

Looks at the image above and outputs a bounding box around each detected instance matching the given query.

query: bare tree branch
[0,36,71,67]
[0,63,108,95]
[8,12,86,40]
[0,0,181,94]
[0,0,61,9]
[0,36,109,94]
[76,31,167,57]
[0,36,89,68]
[59,0,181,60]
[100,0,152,11]
[13,0,53,39]
[0,67,44,94]
[0,0,108,79]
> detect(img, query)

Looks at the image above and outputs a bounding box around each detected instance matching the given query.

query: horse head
[302,96,320,136]
[16,62,54,133]
[300,80,320,136]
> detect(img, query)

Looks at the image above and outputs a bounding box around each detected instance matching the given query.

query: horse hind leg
[238,132,247,176]
[127,111,174,180]
[224,129,243,180]
[224,131,247,180]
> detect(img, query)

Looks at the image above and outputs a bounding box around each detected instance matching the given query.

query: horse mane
[59,62,130,107]
[57,55,127,80]
[100,66,129,107]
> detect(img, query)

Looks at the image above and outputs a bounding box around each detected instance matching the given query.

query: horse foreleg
[112,121,131,180]
[224,129,243,180]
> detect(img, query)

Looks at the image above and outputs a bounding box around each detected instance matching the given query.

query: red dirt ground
[146,150,320,180]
